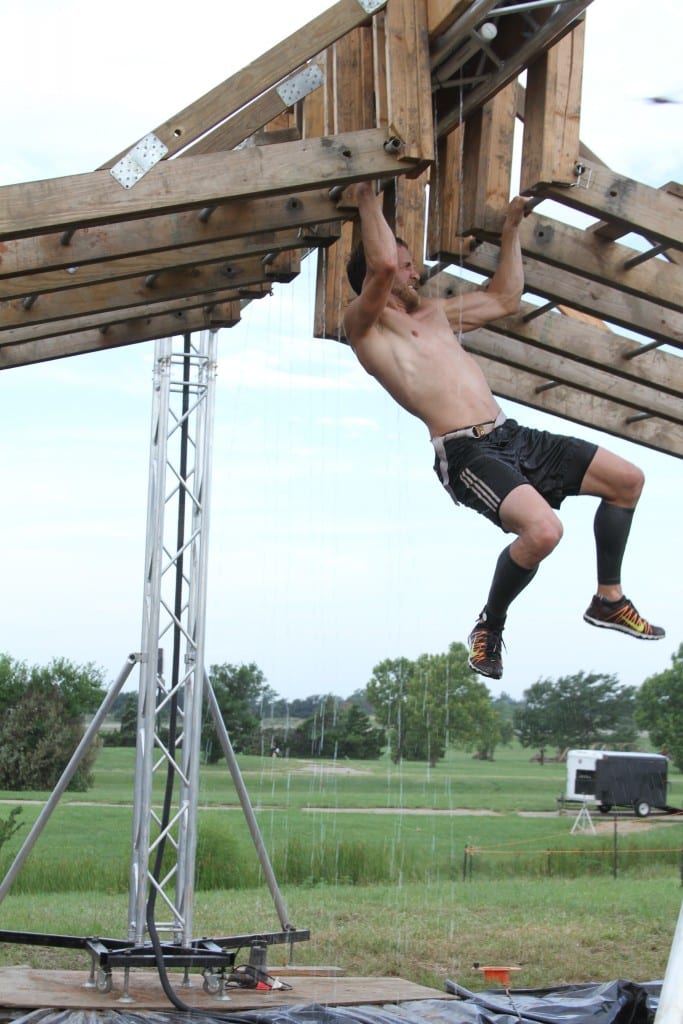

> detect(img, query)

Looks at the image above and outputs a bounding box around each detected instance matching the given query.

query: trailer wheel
[598,803,612,814]
[634,799,651,818]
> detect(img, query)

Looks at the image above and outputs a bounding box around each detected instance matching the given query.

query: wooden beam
[463,243,683,348]
[0,285,273,349]
[314,25,375,343]
[0,303,242,370]
[477,355,683,459]
[0,190,345,279]
[516,212,683,313]
[427,126,464,260]
[458,81,516,235]
[463,330,682,423]
[384,0,434,164]
[0,226,340,302]
[426,0,476,40]
[520,20,585,191]
[0,255,296,333]
[394,169,431,267]
[426,270,683,398]
[0,129,424,242]
[525,165,683,251]
[101,0,388,167]
[435,210,683,314]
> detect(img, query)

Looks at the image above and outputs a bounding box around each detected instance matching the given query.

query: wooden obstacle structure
[1,0,681,457]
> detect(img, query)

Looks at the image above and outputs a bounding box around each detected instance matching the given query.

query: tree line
[0,643,681,792]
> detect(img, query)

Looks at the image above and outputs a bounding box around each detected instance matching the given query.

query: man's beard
[393,281,421,312]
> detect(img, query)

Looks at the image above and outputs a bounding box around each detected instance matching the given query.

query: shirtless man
[343,180,664,680]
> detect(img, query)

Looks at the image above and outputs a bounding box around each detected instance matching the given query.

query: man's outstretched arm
[442,196,526,333]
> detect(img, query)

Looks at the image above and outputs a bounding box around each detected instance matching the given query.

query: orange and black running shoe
[583,595,665,640]
[468,613,505,678]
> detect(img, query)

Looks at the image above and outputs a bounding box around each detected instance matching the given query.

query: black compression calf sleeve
[485,545,538,630]
[593,500,635,585]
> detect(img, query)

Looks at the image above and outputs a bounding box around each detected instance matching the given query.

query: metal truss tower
[0,331,307,1003]
[128,330,217,948]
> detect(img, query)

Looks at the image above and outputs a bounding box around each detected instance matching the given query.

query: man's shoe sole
[583,613,664,640]
[468,657,503,679]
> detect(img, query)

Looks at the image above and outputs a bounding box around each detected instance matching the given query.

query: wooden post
[458,80,516,235]
[313,26,375,341]
[520,20,585,192]
[383,0,435,167]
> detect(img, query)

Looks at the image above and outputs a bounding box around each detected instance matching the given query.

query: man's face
[392,243,421,311]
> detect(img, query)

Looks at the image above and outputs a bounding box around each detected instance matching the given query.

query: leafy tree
[203,662,269,761]
[0,654,29,714]
[514,672,637,758]
[635,644,683,771]
[28,657,107,717]
[365,643,494,765]
[0,655,107,790]
[0,682,97,790]
[287,696,384,759]
[513,679,563,763]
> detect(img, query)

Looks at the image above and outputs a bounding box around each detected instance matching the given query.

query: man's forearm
[488,198,525,304]
[356,184,397,273]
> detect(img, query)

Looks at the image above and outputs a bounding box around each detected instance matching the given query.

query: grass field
[0,744,681,991]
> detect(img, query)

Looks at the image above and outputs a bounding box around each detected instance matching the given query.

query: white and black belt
[437,410,507,442]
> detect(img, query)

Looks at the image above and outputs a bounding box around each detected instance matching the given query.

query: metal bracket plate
[357,0,386,12]
[276,64,325,107]
[110,133,169,189]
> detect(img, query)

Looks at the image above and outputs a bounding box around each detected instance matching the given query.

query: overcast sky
[1,0,681,705]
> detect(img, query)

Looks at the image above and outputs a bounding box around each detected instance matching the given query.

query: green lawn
[0,743,681,990]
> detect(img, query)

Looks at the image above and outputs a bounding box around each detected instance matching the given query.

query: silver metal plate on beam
[357,0,386,13]
[276,64,325,107]
[110,133,169,189]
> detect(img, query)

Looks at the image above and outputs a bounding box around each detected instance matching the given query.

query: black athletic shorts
[432,417,597,530]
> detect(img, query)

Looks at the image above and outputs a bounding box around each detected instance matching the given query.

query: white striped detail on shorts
[459,466,500,514]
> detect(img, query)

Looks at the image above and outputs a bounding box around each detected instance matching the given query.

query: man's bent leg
[579,448,664,639]
[469,485,561,679]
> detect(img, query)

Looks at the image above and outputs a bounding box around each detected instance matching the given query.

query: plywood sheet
[0,967,454,1013]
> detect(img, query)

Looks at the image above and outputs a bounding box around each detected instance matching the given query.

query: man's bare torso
[350,296,501,438]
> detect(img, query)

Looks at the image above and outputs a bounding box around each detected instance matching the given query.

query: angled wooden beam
[477,355,683,459]
[0,190,345,279]
[0,303,242,370]
[520,20,584,191]
[0,129,422,241]
[525,164,683,251]
[101,0,388,167]
[464,242,683,348]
